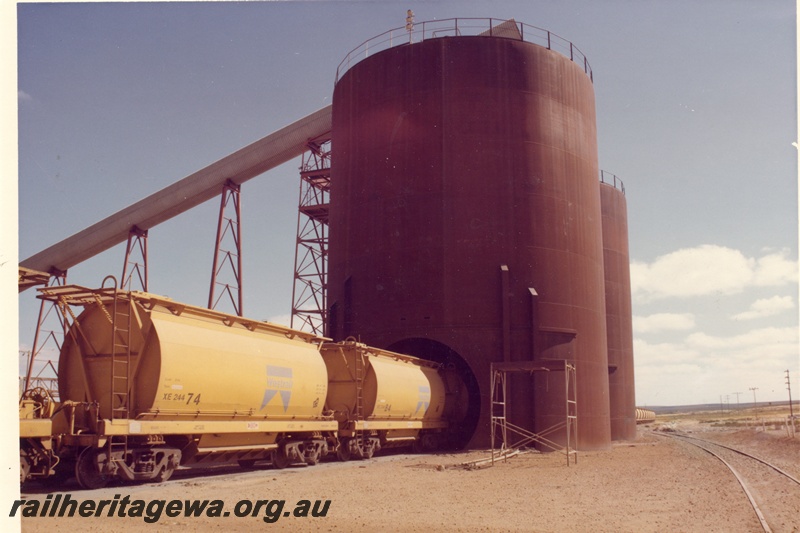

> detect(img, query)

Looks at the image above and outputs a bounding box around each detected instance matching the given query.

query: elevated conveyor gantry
[20,105,332,283]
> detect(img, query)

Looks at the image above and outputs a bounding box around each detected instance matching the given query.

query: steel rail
[655,431,792,533]
[674,432,800,487]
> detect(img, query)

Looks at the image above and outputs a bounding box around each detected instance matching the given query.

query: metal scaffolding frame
[291,133,331,335]
[490,360,578,466]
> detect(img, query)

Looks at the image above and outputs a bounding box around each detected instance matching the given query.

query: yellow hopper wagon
[321,340,467,460]
[20,284,470,489]
[21,284,336,489]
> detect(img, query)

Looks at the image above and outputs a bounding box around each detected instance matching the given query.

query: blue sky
[6,1,799,412]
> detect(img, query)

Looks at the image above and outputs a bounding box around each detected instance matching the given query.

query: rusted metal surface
[20,106,332,279]
[328,30,610,450]
[601,175,637,441]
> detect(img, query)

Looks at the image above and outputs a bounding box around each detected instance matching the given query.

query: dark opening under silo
[328,21,612,451]
[600,175,637,441]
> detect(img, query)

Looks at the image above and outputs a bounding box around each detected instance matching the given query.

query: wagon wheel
[412,437,425,454]
[305,449,320,466]
[271,447,290,469]
[154,451,180,482]
[74,448,110,490]
[336,438,351,462]
[154,464,175,483]
[357,438,374,460]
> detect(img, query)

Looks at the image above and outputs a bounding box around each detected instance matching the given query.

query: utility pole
[749,387,758,407]
[720,394,724,414]
[732,391,742,409]
[787,370,794,419]
[749,387,759,429]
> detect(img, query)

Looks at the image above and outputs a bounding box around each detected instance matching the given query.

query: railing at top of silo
[600,170,625,195]
[335,17,593,85]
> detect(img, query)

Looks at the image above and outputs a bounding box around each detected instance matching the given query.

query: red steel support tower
[291,134,332,335]
[121,226,148,292]
[23,270,68,395]
[208,180,244,316]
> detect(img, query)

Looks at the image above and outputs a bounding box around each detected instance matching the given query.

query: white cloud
[633,338,701,365]
[731,295,794,320]
[631,245,797,301]
[754,251,799,286]
[634,326,798,406]
[266,313,292,327]
[18,90,33,102]
[633,312,695,334]
[686,326,798,352]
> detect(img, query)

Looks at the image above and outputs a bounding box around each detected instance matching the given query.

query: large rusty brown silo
[328,19,611,450]
[600,173,637,441]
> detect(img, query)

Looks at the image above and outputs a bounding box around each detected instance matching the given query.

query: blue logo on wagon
[261,365,293,412]
[416,385,431,414]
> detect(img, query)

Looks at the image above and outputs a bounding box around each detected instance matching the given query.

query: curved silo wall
[329,33,611,451]
[600,179,637,441]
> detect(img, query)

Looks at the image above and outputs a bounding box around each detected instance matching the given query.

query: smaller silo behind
[600,173,636,441]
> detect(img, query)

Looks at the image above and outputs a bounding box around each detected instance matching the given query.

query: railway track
[655,431,800,533]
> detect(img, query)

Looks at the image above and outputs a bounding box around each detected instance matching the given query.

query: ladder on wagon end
[103,278,137,470]
[33,280,138,420]
[352,345,372,457]
[354,346,365,419]
[109,290,134,421]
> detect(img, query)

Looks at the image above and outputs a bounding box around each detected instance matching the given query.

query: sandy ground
[17,419,800,532]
